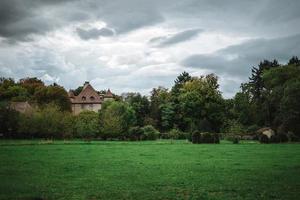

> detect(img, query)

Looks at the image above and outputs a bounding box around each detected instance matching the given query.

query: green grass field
[0,140,300,200]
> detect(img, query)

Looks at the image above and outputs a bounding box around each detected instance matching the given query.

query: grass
[0,140,299,200]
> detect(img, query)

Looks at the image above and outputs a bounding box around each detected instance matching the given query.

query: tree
[171,71,192,95]
[0,102,20,137]
[73,86,83,96]
[179,74,225,132]
[280,80,300,135]
[171,72,192,130]
[6,85,29,101]
[19,77,44,96]
[18,104,72,138]
[160,102,175,131]
[34,84,71,111]
[0,78,16,101]
[149,86,172,130]
[288,56,300,66]
[75,111,99,138]
[125,93,150,126]
[99,101,136,139]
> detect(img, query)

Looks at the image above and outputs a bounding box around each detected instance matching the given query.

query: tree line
[0,56,299,141]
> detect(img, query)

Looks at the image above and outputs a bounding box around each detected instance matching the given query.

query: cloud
[76,27,114,40]
[1,0,300,42]
[182,34,300,76]
[149,29,203,47]
[182,34,300,97]
[1,0,300,99]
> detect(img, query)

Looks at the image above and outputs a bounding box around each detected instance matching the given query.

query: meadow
[0,140,299,200]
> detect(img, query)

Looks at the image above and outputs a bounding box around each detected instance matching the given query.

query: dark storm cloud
[0,0,82,42]
[1,0,300,42]
[182,34,300,77]
[76,27,114,40]
[149,29,203,47]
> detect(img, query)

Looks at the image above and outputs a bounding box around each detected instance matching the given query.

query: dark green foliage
[179,74,225,133]
[19,77,44,95]
[73,86,83,96]
[141,125,159,140]
[166,128,186,139]
[259,135,269,144]
[191,131,220,144]
[18,104,73,139]
[75,111,99,139]
[128,126,143,141]
[125,93,150,127]
[0,102,20,137]
[34,84,71,111]
[99,101,136,139]
[232,137,239,144]
[288,56,300,65]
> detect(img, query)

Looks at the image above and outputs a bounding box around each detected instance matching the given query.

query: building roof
[104,88,114,98]
[71,82,103,104]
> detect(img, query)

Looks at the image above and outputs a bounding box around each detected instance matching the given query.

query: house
[69,81,114,115]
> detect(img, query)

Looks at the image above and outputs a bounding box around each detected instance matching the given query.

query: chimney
[84,81,89,86]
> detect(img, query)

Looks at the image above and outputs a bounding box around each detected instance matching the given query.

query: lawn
[0,140,300,200]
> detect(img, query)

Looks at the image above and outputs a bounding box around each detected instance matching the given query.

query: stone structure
[69,82,114,115]
[10,101,33,113]
[257,127,275,139]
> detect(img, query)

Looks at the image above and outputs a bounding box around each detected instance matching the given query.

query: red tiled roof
[71,83,103,104]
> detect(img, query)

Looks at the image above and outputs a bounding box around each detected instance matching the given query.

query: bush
[259,134,269,143]
[270,135,280,143]
[246,124,260,135]
[232,137,239,144]
[278,134,288,143]
[18,104,73,139]
[0,102,20,138]
[141,125,159,140]
[168,128,181,139]
[225,135,240,144]
[75,111,99,139]
[128,126,143,141]
[191,131,220,144]
[287,132,300,142]
[99,101,136,139]
[269,134,289,143]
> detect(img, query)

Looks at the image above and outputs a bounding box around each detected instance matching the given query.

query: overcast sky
[0,0,300,98]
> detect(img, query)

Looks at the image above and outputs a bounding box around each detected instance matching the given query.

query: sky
[0,0,300,98]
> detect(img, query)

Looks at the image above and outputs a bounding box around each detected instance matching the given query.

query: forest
[0,56,300,142]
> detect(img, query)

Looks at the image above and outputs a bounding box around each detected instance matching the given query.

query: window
[82,96,86,101]
[90,96,95,101]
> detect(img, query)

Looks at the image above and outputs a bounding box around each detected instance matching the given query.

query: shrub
[287,132,300,142]
[141,125,159,140]
[99,101,136,139]
[168,128,181,139]
[270,135,280,143]
[232,137,239,144]
[18,104,70,139]
[277,134,288,143]
[0,102,20,138]
[75,111,99,139]
[246,124,260,135]
[259,134,269,143]
[191,131,219,144]
[269,134,289,143]
[128,126,143,141]
[191,131,202,144]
